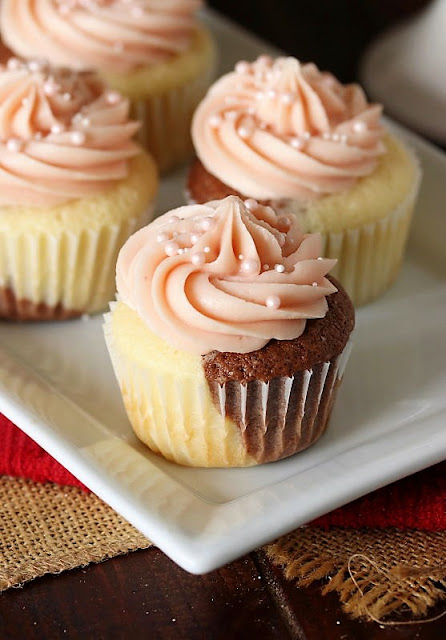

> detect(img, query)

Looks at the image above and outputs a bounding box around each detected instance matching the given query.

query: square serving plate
[0,10,445,574]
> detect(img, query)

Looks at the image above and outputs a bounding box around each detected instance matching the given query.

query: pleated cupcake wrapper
[0,206,153,319]
[104,306,353,467]
[132,57,215,174]
[321,161,422,307]
[208,338,353,464]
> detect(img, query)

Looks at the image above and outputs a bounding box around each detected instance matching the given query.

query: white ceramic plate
[1,11,445,574]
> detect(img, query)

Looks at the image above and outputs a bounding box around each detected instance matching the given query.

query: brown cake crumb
[0,287,81,321]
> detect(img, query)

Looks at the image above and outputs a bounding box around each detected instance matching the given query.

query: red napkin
[1,415,445,530]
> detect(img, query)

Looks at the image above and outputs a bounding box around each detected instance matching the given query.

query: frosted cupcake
[0,0,216,173]
[104,195,354,467]
[0,58,158,320]
[188,56,421,306]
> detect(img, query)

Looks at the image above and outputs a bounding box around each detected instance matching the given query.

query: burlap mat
[1,476,445,623]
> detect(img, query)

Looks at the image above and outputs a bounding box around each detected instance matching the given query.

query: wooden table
[1,2,444,638]
[0,547,444,638]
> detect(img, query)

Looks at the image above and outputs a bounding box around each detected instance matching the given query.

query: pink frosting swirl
[1,0,203,73]
[0,58,140,206]
[192,56,385,201]
[117,195,337,355]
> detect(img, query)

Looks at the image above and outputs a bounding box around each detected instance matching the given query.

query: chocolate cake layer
[187,158,248,203]
[0,288,81,321]
[202,278,354,385]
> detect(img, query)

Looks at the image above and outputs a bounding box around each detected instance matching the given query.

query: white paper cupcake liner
[0,206,152,319]
[132,57,215,174]
[104,304,353,467]
[320,161,422,307]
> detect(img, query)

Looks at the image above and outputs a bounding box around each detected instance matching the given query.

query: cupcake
[104,195,354,467]
[188,56,421,306]
[0,58,158,320]
[0,0,216,173]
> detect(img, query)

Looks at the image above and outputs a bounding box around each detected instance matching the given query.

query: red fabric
[1,415,445,530]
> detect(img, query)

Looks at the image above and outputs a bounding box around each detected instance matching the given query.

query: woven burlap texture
[265,527,446,622]
[1,477,445,624]
[0,477,151,592]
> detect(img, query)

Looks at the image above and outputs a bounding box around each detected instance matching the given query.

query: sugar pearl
[290,137,304,150]
[274,263,285,273]
[71,131,86,145]
[190,233,201,245]
[156,232,170,243]
[353,120,367,133]
[312,282,318,287]
[237,124,252,139]
[105,90,121,105]
[191,251,205,266]
[240,258,258,274]
[208,114,222,128]
[235,61,250,74]
[244,199,259,211]
[51,123,65,134]
[7,58,21,71]
[62,92,72,102]
[203,246,211,253]
[165,241,180,256]
[281,92,295,105]
[6,138,23,152]
[201,217,215,231]
[266,295,281,309]
[267,89,277,99]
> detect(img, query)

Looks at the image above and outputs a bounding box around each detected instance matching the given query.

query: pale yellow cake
[101,27,216,173]
[0,152,158,319]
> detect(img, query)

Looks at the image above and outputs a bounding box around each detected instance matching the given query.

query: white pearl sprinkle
[235,61,250,74]
[266,295,281,309]
[7,58,22,71]
[6,138,23,152]
[203,246,211,253]
[62,92,72,102]
[281,92,295,105]
[332,133,340,142]
[274,264,285,273]
[156,232,170,243]
[237,124,252,139]
[43,80,59,96]
[208,114,222,128]
[177,248,185,255]
[353,120,367,133]
[240,258,258,274]
[244,199,259,211]
[263,264,269,270]
[317,257,323,260]
[165,241,179,256]
[71,131,86,145]
[267,89,277,99]
[255,91,264,101]
[27,59,46,73]
[201,217,215,231]
[190,233,201,245]
[51,123,65,134]
[290,137,304,150]
[312,282,318,287]
[191,251,205,266]
[105,90,121,105]
[238,254,244,260]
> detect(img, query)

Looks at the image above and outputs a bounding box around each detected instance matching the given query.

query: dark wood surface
[0,548,444,639]
[1,2,444,638]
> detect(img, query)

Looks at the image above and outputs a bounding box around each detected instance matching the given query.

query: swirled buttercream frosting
[192,56,385,201]
[117,195,337,355]
[0,58,140,206]
[1,0,203,73]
